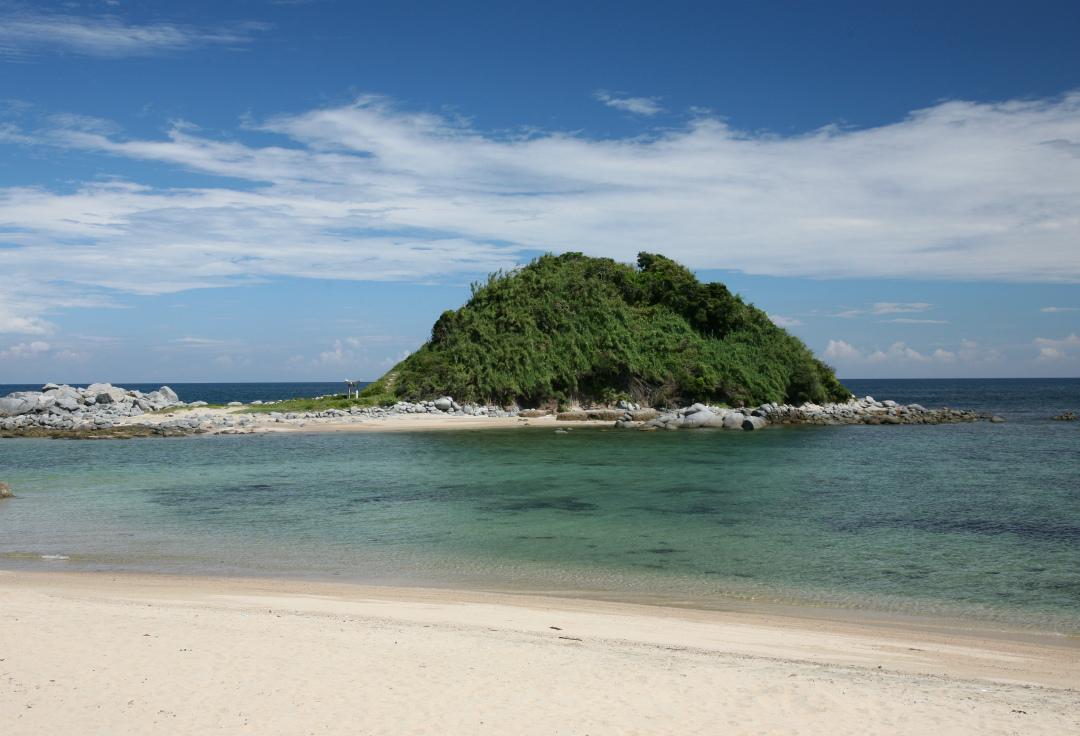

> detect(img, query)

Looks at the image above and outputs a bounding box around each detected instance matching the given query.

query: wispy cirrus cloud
[593,90,664,116]
[1,92,1080,335]
[1041,306,1078,313]
[835,303,935,318]
[0,8,267,59]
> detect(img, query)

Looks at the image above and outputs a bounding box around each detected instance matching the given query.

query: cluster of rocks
[608,396,994,432]
[1053,411,1077,421]
[0,383,182,432]
[144,411,259,435]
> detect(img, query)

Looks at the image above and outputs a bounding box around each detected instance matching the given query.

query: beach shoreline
[2,569,1077,734]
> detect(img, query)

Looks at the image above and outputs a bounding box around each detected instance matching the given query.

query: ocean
[1,378,1078,632]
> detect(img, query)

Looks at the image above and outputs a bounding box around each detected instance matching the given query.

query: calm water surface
[1,379,1078,631]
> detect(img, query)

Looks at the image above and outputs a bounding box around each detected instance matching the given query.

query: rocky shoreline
[639,397,992,431]
[0,384,1003,439]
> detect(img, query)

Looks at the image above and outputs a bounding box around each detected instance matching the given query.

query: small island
[1,253,991,438]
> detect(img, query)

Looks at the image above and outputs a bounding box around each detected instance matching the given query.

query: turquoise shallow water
[1,379,1078,632]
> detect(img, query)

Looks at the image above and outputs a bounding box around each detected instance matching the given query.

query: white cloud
[0,304,53,335]
[1038,347,1066,361]
[0,10,265,58]
[870,302,933,315]
[768,314,802,327]
[1,92,1079,328]
[1041,306,1078,313]
[171,337,234,348]
[1034,333,1080,361]
[866,342,932,364]
[882,318,949,324]
[316,339,349,366]
[0,340,50,359]
[824,339,861,361]
[593,91,664,116]
[825,339,991,366]
[838,302,934,318]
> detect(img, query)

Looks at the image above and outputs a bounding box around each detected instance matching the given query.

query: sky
[1,0,1079,382]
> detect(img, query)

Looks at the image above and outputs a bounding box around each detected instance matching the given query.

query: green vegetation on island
[360,252,850,409]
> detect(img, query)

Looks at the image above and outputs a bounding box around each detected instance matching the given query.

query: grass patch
[242,394,395,413]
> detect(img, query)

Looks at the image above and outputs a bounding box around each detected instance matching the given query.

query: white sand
[125,406,582,433]
[1,570,1077,735]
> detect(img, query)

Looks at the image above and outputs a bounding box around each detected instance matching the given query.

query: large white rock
[680,409,727,428]
[741,416,767,431]
[0,394,38,417]
[722,412,747,429]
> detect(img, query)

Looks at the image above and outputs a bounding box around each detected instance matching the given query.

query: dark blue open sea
[2,378,1078,632]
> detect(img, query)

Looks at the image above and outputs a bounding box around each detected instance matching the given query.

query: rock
[1052,411,1077,421]
[990,415,1007,423]
[189,401,209,407]
[741,416,767,431]
[722,412,747,429]
[519,409,549,418]
[684,403,708,415]
[0,482,12,499]
[433,397,454,412]
[680,409,724,428]
[158,386,180,403]
[0,394,39,417]
[227,401,243,407]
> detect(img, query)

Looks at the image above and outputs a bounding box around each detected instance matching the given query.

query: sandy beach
[1,570,1076,735]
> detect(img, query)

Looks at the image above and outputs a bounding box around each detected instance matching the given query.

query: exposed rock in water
[1053,411,1077,421]
[0,482,12,499]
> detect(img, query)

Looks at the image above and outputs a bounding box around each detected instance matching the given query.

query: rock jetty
[0,383,182,433]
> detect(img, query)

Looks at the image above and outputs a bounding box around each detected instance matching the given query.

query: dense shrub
[362,252,851,408]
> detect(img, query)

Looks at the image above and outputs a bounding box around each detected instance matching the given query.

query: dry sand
[1,570,1077,735]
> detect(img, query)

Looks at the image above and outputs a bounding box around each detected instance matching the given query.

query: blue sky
[1,0,1079,382]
